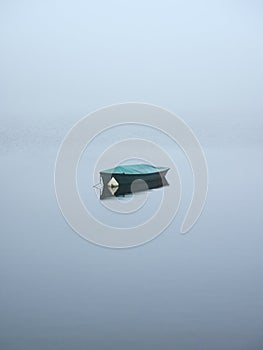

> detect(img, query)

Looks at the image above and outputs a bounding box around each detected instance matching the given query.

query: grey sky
[0,0,262,147]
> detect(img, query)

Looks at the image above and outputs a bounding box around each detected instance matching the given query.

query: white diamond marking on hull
[107,177,119,188]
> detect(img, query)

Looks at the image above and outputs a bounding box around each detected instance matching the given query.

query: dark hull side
[100,169,169,187]
[100,177,169,200]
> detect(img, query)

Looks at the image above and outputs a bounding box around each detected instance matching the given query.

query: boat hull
[100,169,169,187]
[100,175,169,199]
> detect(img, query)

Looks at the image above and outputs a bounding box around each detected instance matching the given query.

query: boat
[99,163,169,199]
[100,163,169,187]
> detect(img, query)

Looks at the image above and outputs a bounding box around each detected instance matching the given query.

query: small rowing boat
[100,163,169,187]
[99,163,169,197]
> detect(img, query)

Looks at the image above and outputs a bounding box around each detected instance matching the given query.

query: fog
[1,1,263,349]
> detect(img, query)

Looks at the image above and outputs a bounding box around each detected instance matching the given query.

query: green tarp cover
[100,163,168,175]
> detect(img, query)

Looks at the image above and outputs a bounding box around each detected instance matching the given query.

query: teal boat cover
[100,163,168,175]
